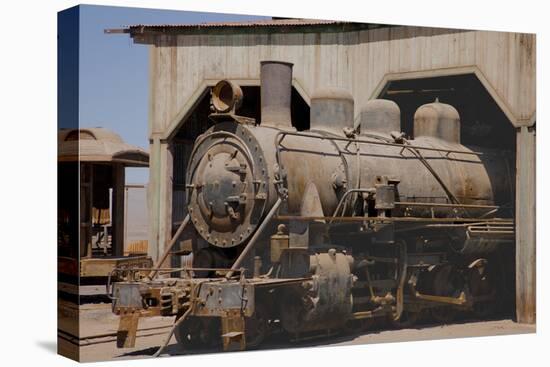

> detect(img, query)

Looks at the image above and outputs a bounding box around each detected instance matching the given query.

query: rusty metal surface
[186,125,270,247]
[270,224,289,263]
[211,80,243,114]
[195,282,255,317]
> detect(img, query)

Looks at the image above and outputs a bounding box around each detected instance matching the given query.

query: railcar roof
[58,128,149,167]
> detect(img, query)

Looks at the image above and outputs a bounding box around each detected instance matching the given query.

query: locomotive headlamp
[211,80,243,114]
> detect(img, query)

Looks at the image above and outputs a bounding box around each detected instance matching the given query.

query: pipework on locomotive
[109,61,515,354]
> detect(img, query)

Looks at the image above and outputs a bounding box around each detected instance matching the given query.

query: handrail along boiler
[110,61,515,353]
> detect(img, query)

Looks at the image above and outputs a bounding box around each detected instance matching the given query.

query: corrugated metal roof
[103,18,387,41]
[127,19,351,29]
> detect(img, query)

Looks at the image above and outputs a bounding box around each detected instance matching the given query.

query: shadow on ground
[35,340,57,354]
[118,314,526,359]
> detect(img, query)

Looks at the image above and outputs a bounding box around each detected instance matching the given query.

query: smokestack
[260,61,293,128]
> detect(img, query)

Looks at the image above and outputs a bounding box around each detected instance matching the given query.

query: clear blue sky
[78,5,268,184]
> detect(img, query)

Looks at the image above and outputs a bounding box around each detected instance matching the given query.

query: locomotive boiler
[110,61,515,354]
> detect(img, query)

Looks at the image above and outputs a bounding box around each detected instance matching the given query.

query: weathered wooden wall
[149,26,535,137]
[143,25,536,324]
[516,126,536,324]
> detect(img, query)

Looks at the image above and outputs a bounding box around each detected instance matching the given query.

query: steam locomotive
[110,61,515,353]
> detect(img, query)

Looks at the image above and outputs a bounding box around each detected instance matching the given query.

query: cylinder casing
[280,251,354,333]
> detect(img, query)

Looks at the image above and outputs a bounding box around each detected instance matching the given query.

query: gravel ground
[59,303,535,362]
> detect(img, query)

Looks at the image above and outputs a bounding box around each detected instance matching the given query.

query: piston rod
[148,214,190,280]
[226,197,283,278]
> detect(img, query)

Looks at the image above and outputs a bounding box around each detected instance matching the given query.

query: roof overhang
[105,19,389,44]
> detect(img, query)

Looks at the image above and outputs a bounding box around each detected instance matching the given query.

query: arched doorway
[378,73,516,150]
[377,73,519,316]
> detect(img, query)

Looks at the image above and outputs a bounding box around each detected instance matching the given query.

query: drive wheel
[174,316,221,350]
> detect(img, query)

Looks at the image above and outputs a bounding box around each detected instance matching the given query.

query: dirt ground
[60,303,535,362]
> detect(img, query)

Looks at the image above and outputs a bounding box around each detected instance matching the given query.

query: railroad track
[58,324,173,347]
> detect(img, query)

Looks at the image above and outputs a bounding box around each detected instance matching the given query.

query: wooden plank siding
[147,27,534,134]
[515,126,536,324]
